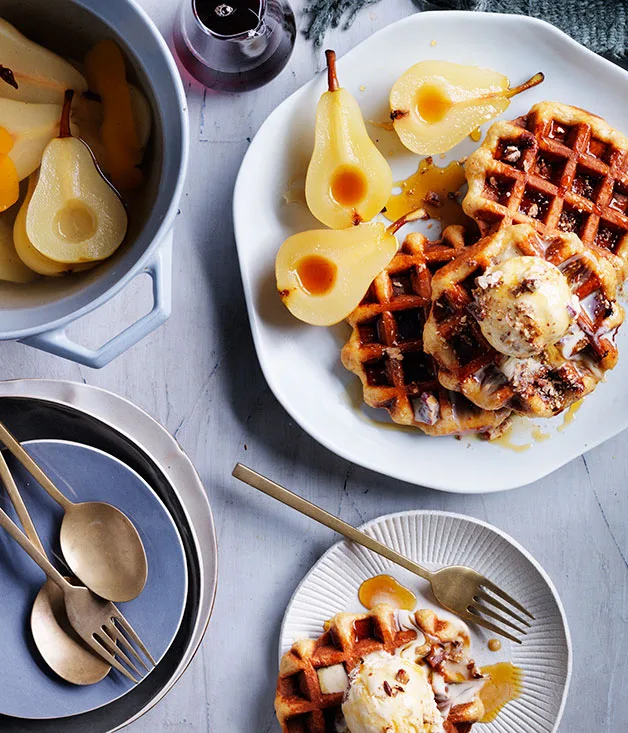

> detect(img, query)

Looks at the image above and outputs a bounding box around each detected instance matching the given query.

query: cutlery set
[0,420,153,685]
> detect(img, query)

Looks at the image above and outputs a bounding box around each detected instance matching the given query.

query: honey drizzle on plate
[531,426,551,442]
[358,574,417,611]
[557,399,583,432]
[469,127,482,142]
[489,422,532,452]
[384,157,470,229]
[479,662,523,723]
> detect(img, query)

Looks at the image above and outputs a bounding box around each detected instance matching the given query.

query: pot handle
[20,233,173,369]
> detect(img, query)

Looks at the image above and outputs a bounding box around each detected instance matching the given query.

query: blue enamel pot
[0,0,188,368]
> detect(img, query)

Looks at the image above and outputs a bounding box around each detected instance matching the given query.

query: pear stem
[503,71,544,99]
[60,89,74,139]
[387,207,427,235]
[478,72,544,103]
[326,50,339,92]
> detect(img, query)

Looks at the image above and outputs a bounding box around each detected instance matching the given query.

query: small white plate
[280,511,572,733]
[234,10,628,492]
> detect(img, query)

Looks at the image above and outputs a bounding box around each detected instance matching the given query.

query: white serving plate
[280,511,572,733]
[234,11,628,492]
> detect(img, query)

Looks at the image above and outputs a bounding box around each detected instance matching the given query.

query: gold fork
[0,465,155,682]
[233,463,534,643]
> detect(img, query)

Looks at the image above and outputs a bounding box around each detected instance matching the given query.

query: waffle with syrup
[463,101,628,272]
[341,226,511,436]
[275,604,484,733]
[423,224,624,418]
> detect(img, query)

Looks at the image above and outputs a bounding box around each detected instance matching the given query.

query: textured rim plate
[280,510,572,733]
[0,439,187,719]
[234,10,628,492]
[0,380,217,733]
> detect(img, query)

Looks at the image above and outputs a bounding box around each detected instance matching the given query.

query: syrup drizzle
[295,255,337,296]
[479,662,523,723]
[358,574,417,611]
[330,165,368,206]
[384,157,471,229]
[557,399,583,432]
[490,422,532,452]
[416,84,452,123]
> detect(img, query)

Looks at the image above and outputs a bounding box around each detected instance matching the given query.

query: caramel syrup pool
[358,574,416,611]
[331,165,368,206]
[295,255,337,296]
[416,84,452,123]
[384,157,471,229]
[480,662,523,723]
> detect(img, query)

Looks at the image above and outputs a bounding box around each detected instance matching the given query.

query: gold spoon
[0,420,147,602]
[0,452,110,685]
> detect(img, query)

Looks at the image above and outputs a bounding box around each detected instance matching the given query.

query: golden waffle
[423,224,624,417]
[275,605,484,733]
[463,101,628,271]
[275,605,417,733]
[341,226,511,436]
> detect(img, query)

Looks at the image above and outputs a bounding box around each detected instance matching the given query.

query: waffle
[275,605,484,733]
[463,101,628,272]
[275,605,416,733]
[341,226,511,436]
[423,224,624,417]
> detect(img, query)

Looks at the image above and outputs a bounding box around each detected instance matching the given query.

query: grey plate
[0,380,218,732]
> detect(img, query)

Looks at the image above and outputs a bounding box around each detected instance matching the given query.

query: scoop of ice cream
[473,255,578,358]
[341,650,445,733]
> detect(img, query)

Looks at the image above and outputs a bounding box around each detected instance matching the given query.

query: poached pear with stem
[390,60,544,155]
[276,208,426,326]
[305,50,393,229]
[25,89,128,265]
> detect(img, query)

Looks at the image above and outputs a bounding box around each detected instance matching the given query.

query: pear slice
[85,40,145,191]
[25,90,127,264]
[0,19,87,104]
[0,126,19,211]
[390,61,544,155]
[0,197,37,283]
[14,174,95,276]
[305,50,392,229]
[71,84,152,175]
[276,222,398,326]
[0,97,65,180]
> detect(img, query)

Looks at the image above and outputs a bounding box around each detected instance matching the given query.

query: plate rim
[0,379,218,732]
[279,509,573,732]
[233,9,628,493]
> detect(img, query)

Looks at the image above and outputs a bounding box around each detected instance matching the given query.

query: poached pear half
[276,221,398,326]
[25,90,127,264]
[0,19,87,104]
[305,50,392,229]
[390,60,543,155]
[14,174,95,276]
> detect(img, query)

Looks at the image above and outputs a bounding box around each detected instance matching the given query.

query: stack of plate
[0,380,217,732]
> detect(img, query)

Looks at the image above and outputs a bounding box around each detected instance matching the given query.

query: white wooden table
[1,1,625,729]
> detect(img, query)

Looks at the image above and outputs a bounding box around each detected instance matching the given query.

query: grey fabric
[303,0,628,57]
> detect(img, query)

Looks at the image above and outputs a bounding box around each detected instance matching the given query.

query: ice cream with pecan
[342,650,445,733]
[472,255,578,358]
